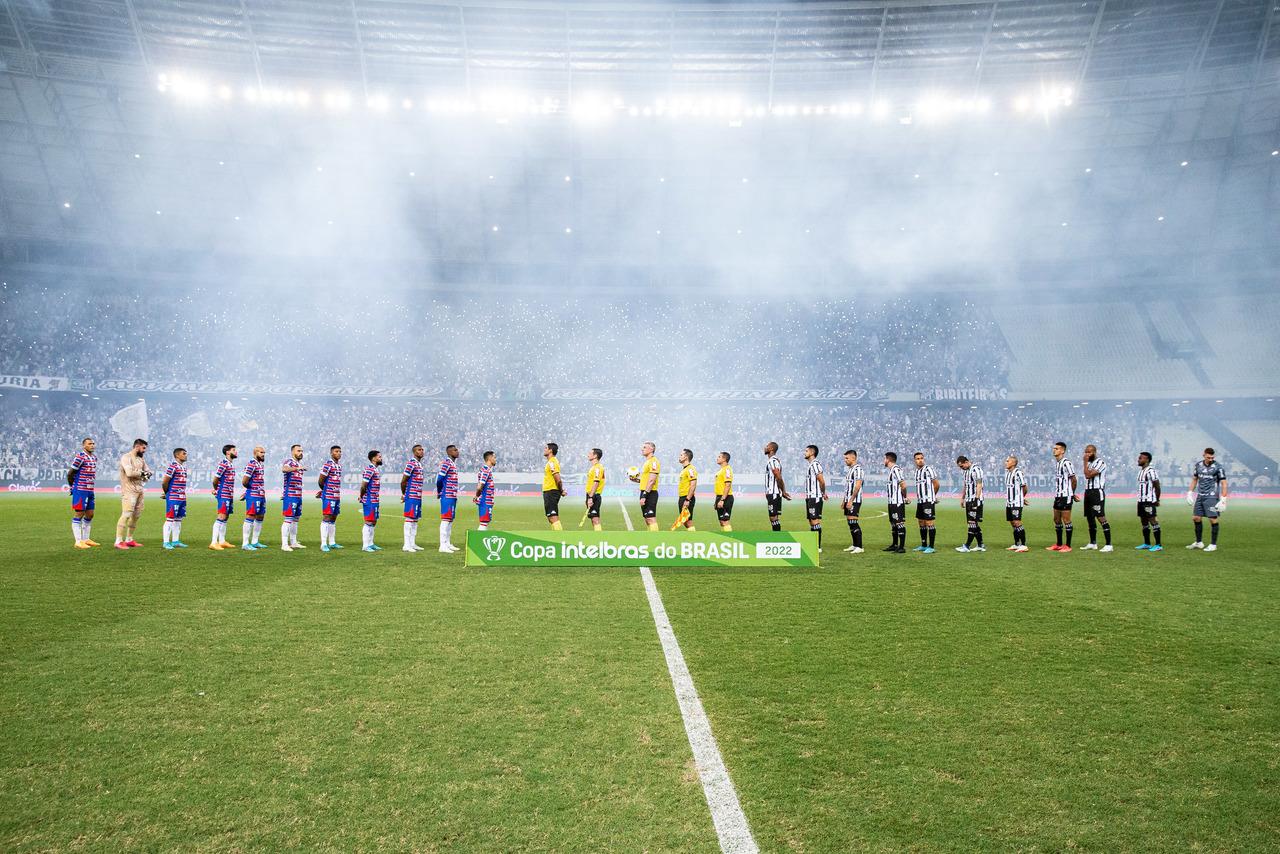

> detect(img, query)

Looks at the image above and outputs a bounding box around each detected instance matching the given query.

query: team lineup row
[63,437,1230,555]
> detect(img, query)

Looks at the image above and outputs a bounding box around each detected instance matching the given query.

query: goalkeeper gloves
[1213,499,1226,513]
[1185,491,1195,506]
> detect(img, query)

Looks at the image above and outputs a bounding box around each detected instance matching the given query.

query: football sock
[439,521,448,544]
[242,520,253,546]
[812,525,821,548]
[920,528,929,548]
[73,518,83,542]
[252,520,263,544]
[974,525,983,547]
[1055,524,1064,546]
[283,522,293,545]
[173,521,182,541]
[1194,520,1203,543]
[1210,523,1219,545]
[1102,522,1112,545]
[163,520,172,543]
[1064,523,1073,546]
[1152,523,1161,546]
[771,521,781,532]
[1142,525,1151,545]
[290,520,300,545]
[1087,518,1097,544]
[927,527,936,548]
[83,520,92,541]
[363,524,374,549]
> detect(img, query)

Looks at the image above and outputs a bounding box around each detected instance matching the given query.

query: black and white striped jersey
[1085,458,1107,493]
[764,456,782,497]
[962,465,984,503]
[886,465,905,505]
[1137,466,1160,502]
[804,460,824,499]
[915,464,938,503]
[845,463,864,503]
[1054,458,1075,498]
[1005,468,1027,508]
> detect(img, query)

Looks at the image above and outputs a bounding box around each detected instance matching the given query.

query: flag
[109,401,149,443]
[179,410,214,438]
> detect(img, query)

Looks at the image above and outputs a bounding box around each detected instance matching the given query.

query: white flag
[109,401,149,443]
[179,410,214,438]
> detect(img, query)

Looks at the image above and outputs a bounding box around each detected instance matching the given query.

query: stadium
[1,0,1278,850]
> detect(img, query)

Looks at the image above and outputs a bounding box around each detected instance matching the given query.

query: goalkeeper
[1185,447,1228,552]
[115,438,152,549]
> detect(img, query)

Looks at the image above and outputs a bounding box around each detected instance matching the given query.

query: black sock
[1017,526,1026,545]
[897,524,906,547]
[771,521,781,532]
[1194,520,1203,542]
[920,528,928,548]
[928,528,936,548]
[965,526,975,547]
[1211,523,1219,545]
[1142,525,1151,545]
[1102,523,1111,546]
[814,525,821,548]
[974,525,983,547]
[1055,524,1064,546]
[1087,518,1097,544]
[1065,523,1073,546]
[849,521,862,547]
[1153,523,1161,546]
[890,525,898,548]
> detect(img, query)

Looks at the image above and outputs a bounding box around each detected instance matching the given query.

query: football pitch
[2,495,1277,852]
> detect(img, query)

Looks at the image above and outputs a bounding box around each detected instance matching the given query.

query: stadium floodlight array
[157,73,1076,124]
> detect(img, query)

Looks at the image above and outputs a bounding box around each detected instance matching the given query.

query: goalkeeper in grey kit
[1186,447,1228,552]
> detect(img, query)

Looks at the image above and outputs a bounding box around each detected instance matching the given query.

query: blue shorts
[403,498,422,520]
[440,497,457,520]
[322,498,341,517]
[477,501,493,524]
[244,495,266,517]
[363,503,379,524]
[71,488,95,512]
[165,499,187,520]
[216,497,235,516]
[282,496,303,518]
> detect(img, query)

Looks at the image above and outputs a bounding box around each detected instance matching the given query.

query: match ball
[627,465,640,478]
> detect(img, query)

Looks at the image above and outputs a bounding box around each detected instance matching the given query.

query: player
[360,450,383,552]
[68,437,100,548]
[1186,447,1227,552]
[1047,441,1077,552]
[474,451,497,530]
[161,448,190,549]
[240,445,268,550]
[883,452,907,553]
[437,444,460,552]
[542,443,566,530]
[673,449,697,530]
[955,456,985,553]
[763,441,791,532]
[1004,455,1029,552]
[803,445,827,551]
[210,444,238,550]
[841,450,863,553]
[713,452,734,532]
[280,445,307,551]
[1081,444,1113,551]
[317,445,344,552]
[631,441,661,532]
[115,438,151,549]
[1135,451,1163,551]
[912,452,939,553]
[584,449,605,531]
[401,444,425,552]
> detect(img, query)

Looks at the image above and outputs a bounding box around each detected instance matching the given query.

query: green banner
[464,529,820,567]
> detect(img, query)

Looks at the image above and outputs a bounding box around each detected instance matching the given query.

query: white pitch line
[618,497,758,854]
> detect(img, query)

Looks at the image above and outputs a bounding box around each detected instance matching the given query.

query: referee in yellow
[674,449,698,530]
[631,441,661,532]
[542,442,566,530]
[584,449,605,531]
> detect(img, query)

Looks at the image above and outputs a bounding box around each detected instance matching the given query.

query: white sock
[282,522,291,544]
[73,519,83,542]
[478,522,488,530]
[252,520,263,544]
[445,520,454,540]
[163,520,172,543]
[83,520,92,540]
[242,520,253,546]
[320,522,329,546]
[173,521,182,541]
[439,520,448,545]
[363,524,373,548]
[404,521,413,547]
[411,521,419,543]
[291,520,300,545]
[212,521,221,545]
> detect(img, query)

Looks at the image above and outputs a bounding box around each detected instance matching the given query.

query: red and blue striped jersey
[320,459,343,500]
[477,464,495,504]
[214,459,236,500]
[403,459,424,500]
[243,459,266,498]
[163,461,188,500]
[362,465,381,504]
[438,458,458,498]
[282,459,304,498]
[70,451,97,490]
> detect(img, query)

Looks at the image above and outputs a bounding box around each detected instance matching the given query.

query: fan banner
[464,530,820,567]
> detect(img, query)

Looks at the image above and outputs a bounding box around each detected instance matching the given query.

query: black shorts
[1053,496,1072,512]
[640,490,659,519]
[1084,490,1106,518]
[915,501,936,521]
[1137,501,1159,520]
[543,490,562,518]
[888,504,905,524]
[843,501,862,518]
[965,500,984,523]
[586,493,602,519]
[766,493,783,517]
[715,494,734,521]
[1006,506,1023,522]
[805,498,823,520]
[678,495,696,518]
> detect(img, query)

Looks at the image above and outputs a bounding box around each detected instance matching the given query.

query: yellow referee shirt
[585,462,605,495]
[715,464,733,496]
[542,456,561,492]
[639,457,660,491]
[678,464,698,497]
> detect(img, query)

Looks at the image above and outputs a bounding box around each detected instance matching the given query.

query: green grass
[2,494,1278,852]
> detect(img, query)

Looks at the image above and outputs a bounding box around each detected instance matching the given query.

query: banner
[178,410,214,437]
[919,386,1009,401]
[464,529,819,567]
[96,379,444,398]
[109,401,149,442]
[540,388,872,402]
[0,374,89,392]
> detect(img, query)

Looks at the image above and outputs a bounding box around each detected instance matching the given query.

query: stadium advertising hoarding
[96,379,445,398]
[920,386,1009,401]
[540,388,879,401]
[1,375,90,392]
[464,529,820,567]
